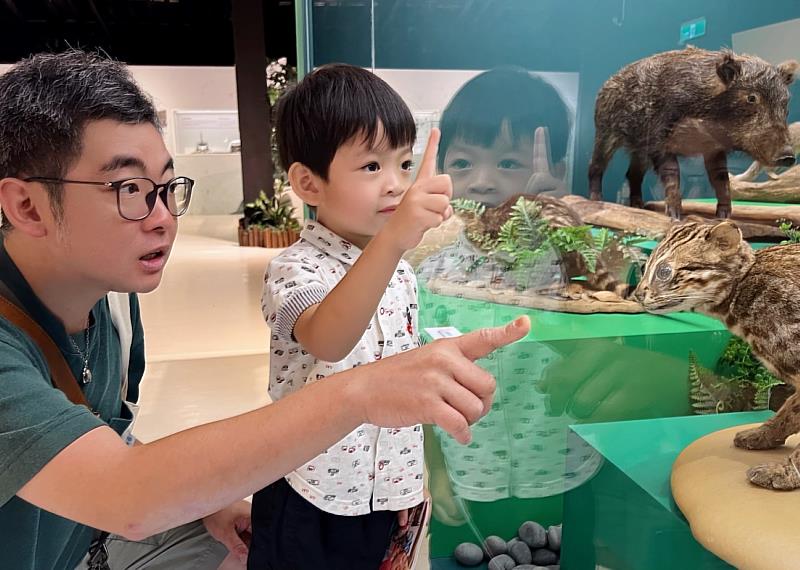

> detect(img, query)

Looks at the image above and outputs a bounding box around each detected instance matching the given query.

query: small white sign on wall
[173,110,240,155]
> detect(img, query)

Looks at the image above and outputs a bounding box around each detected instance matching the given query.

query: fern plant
[453,196,645,278]
[688,351,731,414]
[687,337,784,415]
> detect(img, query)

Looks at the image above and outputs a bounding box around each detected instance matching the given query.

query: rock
[510,566,548,570]
[531,548,559,566]
[453,542,484,566]
[488,553,516,570]
[484,535,508,557]
[547,524,562,551]
[509,540,532,565]
[519,521,547,549]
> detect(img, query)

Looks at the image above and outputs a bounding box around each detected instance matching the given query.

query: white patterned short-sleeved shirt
[261,221,424,516]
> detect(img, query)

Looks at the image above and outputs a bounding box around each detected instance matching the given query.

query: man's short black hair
[438,67,572,171]
[0,49,159,232]
[275,63,416,180]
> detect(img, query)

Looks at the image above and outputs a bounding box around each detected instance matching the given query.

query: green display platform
[561,411,773,569]
[419,284,731,560]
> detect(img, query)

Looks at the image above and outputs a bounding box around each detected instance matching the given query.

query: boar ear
[716,52,742,87]
[777,60,800,85]
[707,221,742,253]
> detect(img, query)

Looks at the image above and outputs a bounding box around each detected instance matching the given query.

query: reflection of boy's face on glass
[444,121,565,208]
[444,122,533,208]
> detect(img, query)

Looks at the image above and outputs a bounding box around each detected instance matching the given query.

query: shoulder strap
[0,294,90,408]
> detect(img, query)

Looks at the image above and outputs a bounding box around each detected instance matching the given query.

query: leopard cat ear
[708,221,742,253]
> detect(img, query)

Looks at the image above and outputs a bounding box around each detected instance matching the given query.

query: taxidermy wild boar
[589,47,799,219]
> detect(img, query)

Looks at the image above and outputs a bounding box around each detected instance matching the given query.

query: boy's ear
[287,162,324,207]
[0,178,48,238]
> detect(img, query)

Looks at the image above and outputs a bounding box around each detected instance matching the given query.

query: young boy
[249,64,454,569]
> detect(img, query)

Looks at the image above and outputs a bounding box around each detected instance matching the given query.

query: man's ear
[287,163,324,207]
[0,178,49,237]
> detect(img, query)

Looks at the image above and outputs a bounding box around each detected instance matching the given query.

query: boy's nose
[384,174,405,196]
[467,167,496,195]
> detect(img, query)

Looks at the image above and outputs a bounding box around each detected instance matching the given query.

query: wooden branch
[730,165,800,203]
[560,195,671,239]
[644,200,800,232]
[426,278,645,314]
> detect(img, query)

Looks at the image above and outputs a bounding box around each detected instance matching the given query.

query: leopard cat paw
[747,461,800,490]
[734,426,784,450]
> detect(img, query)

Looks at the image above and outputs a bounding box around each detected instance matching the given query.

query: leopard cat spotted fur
[635,221,800,490]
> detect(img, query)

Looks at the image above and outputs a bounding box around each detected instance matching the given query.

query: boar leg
[653,153,682,219]
[588,133,616,202]
[626,153,647,209]
[704,151,732,219]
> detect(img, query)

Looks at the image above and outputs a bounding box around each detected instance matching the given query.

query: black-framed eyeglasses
[23,176,194,221]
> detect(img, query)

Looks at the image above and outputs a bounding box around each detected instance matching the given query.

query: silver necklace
[69,320,93,384]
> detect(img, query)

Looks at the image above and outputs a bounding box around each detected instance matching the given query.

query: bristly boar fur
[589,46,799,220]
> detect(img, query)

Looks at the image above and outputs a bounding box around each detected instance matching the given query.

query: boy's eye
[498,159,523,170]
[449,158,471,170]
[363,162,380,173]
[401,160,414,171]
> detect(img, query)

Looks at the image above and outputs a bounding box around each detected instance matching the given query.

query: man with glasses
[0,50,529,569]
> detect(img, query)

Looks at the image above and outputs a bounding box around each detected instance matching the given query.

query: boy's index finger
[415,127,441,182]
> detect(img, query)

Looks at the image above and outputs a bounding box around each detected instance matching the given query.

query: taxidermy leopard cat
[635,220,800,490]
[460,192,632,296]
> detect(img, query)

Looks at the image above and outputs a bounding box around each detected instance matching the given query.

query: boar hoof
[629,196,644,209]
[665,204,682,220]
[715,203,732,219]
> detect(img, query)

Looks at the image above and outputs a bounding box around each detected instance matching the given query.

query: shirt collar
[300,221,363,266]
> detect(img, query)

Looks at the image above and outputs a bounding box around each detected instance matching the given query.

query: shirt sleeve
[261,250,329,341]
[0,334,105,507]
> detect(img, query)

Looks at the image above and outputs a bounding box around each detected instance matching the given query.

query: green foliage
[241,180,300,231]
[778,219,800,244]
[453,196,645,275]
[687,337,783,415]
[688,351,731,414]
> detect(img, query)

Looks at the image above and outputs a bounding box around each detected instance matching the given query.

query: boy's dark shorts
[248,477,397,570]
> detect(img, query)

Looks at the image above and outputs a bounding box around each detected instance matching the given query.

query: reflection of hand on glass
[424,425,468,526]
[535,341,690,423]
[524,126,568,196]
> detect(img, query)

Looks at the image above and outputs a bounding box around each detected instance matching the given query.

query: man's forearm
[19,370,366,539]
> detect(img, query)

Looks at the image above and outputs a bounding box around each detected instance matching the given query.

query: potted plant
[238,180,301,248]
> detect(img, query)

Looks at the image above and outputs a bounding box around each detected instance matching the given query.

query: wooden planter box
[238,226,300,248]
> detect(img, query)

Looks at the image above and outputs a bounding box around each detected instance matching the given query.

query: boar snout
[774,147,796,167]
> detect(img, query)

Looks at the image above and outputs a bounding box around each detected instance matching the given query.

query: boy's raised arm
[294,128,453,362]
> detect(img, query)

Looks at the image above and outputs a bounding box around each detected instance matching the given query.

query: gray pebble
[484,535,508,557]
[453,542,484,566]
[488,554,516,570]
[509,540,532,565]
[531,548,559,566]
[510,566,548,570]
[507,537,521,548]
[518,521,547,549]
[547,566,560,570]
[547,525,562,551]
